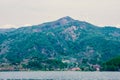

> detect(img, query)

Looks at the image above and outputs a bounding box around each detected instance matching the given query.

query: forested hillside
[0,16,120,71]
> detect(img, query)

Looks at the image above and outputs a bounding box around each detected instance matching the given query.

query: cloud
[21,24,32,27]
[0,24,32,29]
[0,24,16,28]
[116,24,120,28]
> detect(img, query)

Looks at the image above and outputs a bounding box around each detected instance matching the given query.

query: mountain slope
[0,16,120,71]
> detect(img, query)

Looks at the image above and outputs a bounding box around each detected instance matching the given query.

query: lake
[0,71,120,80]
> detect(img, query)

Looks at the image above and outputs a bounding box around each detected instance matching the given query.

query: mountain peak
[58,16,74,21]
[56,16,74,25]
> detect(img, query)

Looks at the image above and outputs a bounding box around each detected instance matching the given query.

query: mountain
[0,16,120,71]
[0,28,15,33]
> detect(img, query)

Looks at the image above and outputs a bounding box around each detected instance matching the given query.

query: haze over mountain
[0,0,120,28]
[0,16,120,71]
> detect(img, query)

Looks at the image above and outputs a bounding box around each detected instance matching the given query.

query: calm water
[0,71,120,80]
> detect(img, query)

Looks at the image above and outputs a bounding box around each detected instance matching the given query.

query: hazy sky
[0,0,120,28]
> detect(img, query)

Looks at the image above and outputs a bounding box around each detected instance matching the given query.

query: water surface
[0,71,120,80]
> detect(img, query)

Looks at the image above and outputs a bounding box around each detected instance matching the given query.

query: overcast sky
[0,0,120,28]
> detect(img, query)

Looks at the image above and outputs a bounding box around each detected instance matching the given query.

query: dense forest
[102,56,120,71]
[0,16,120,71]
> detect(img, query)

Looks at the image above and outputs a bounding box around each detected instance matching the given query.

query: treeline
[101,56,120,71]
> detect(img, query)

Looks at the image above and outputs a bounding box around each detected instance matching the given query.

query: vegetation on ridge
[0,16,120,71]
